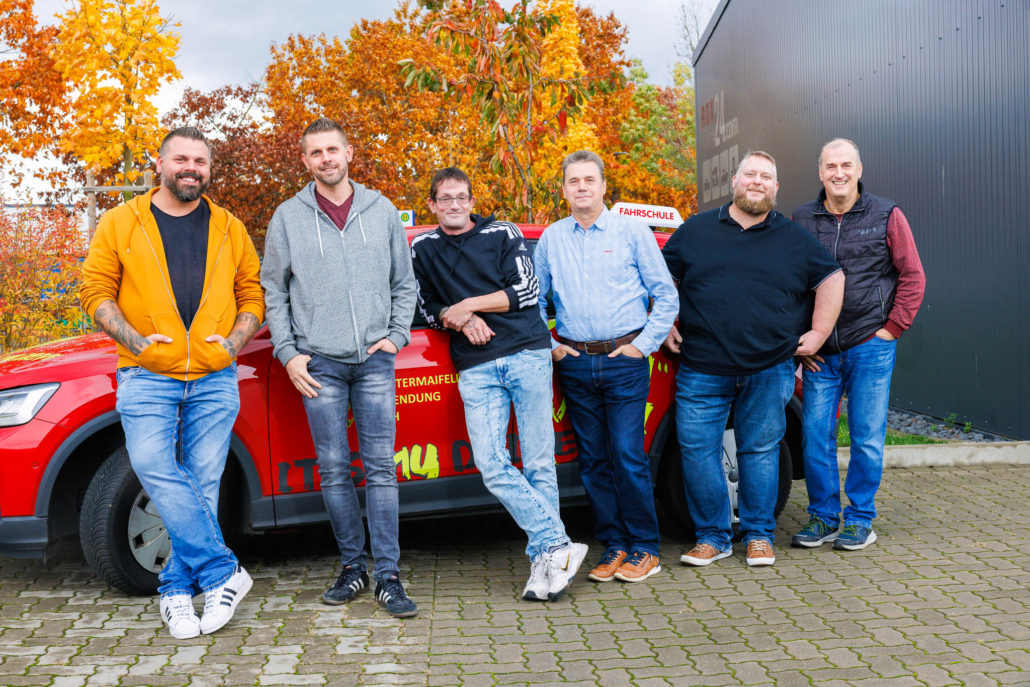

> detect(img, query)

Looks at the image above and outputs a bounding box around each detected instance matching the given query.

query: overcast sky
[35,0,696,115]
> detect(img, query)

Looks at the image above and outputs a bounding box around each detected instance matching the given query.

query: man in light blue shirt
[535,150,678,584]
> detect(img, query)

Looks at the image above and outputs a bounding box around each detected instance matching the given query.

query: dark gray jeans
[300,349,400,581]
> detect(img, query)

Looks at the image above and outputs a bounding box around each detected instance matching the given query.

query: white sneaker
[545,542,588,602]
[199,565,253,635]
[160,594,200,639]
[522,557,550,602]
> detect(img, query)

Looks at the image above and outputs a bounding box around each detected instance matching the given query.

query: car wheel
[658,425,793,541]
[79,446,167,596]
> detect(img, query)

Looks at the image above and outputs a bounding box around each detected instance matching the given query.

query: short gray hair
[735,150,777,179]
[562,150,605,182]
[159,126,210,157]
[819,138,861,167]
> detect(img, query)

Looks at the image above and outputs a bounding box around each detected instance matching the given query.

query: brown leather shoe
[613,551,662,582]
[588,550,627,582]
[680,543,733,567]
[746,539,775,567]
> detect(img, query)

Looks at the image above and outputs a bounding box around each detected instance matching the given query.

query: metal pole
[86,170,97,242]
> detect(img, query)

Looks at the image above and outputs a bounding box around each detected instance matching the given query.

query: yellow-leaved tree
[51,0,181,200]
[531,0,599,208]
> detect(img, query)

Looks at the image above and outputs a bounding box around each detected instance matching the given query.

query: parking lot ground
[2,464,1029,687]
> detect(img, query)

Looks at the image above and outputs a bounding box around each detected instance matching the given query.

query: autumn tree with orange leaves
[262,5,497,228]
[160,2,695,238]
[401,0,625,223]
[0,0,68,187]
[4,0,696,241]
[0,202,88,353]
[162,83,301,253]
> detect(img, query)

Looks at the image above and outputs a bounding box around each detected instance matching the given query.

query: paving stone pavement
[2,465,1029,687]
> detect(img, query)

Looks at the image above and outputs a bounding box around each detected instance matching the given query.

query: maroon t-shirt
[315,189,354,231]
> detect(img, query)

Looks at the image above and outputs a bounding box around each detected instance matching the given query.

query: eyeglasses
[434,195,472,206]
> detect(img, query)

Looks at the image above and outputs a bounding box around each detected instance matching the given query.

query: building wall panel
[693,0,1030,438]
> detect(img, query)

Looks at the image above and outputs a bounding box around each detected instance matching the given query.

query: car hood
[0,334,117,390]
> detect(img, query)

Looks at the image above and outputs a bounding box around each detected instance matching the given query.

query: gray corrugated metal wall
[693,0,1030,439]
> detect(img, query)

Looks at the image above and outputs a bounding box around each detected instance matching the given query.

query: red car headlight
[0,383,60,427]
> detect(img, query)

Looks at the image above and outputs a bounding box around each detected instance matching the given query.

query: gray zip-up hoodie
[261,180,416,367]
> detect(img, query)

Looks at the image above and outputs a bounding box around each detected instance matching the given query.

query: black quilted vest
[792,182,898,355]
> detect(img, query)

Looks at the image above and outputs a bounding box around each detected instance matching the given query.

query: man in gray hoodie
[261,117,417,617]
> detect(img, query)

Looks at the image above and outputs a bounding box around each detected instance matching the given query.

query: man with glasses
[411,167,587,602]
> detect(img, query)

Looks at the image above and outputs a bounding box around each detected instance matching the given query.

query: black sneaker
[374,575,418,618]
[322,565,369,606]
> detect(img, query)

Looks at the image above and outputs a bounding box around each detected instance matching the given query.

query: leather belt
[555,329,643,355]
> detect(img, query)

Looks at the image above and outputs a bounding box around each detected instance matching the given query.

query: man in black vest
[791,138,926,551]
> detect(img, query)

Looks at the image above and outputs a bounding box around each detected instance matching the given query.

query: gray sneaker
[522,557,549,602]
[545,542,588,602]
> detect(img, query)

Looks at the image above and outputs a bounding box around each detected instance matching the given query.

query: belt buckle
[584,341,612,355]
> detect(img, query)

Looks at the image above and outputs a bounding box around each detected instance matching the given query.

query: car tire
[79,446,165,596]
[658,423,793,541]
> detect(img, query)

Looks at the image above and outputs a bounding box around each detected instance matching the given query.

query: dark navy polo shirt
[662,203,841,375]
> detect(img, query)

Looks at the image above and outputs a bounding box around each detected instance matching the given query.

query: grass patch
[836,410,944,448]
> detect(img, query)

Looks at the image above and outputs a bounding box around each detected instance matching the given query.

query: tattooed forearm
[220,312,261,359]
[94,300,151,356]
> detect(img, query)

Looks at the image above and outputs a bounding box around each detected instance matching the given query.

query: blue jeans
[115,364,240,597]
[459,348,569,561]
[301,349,400,582]
[802,335,897,529]
[555,353,658,556]
[675,359,795,551]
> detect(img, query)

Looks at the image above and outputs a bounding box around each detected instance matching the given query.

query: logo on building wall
[700,90,739,205]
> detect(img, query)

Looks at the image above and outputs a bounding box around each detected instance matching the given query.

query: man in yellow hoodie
[79,127,265,640]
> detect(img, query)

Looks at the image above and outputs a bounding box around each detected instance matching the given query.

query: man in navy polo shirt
[664,151,845,568]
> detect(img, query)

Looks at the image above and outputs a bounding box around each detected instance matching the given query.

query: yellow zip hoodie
[79,188,265,381]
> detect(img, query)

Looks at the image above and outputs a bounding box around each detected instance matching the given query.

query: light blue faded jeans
[301,349,400,582]
[802,335,897,529]
[115,363,240,597]
[458,348,570,561]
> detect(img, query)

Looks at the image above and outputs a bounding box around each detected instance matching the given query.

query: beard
[162,170,210,202]
[313,161,347,186]
[733,185,776,216]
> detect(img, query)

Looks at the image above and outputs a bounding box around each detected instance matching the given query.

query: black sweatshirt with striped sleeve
[410,213,552,371]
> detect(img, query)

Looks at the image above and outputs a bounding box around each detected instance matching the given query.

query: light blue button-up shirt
[535,206,678,356]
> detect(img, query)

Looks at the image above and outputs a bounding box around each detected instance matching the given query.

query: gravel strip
[840,397,1013,443]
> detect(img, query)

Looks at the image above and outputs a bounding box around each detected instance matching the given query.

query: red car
[0,224,805,595]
